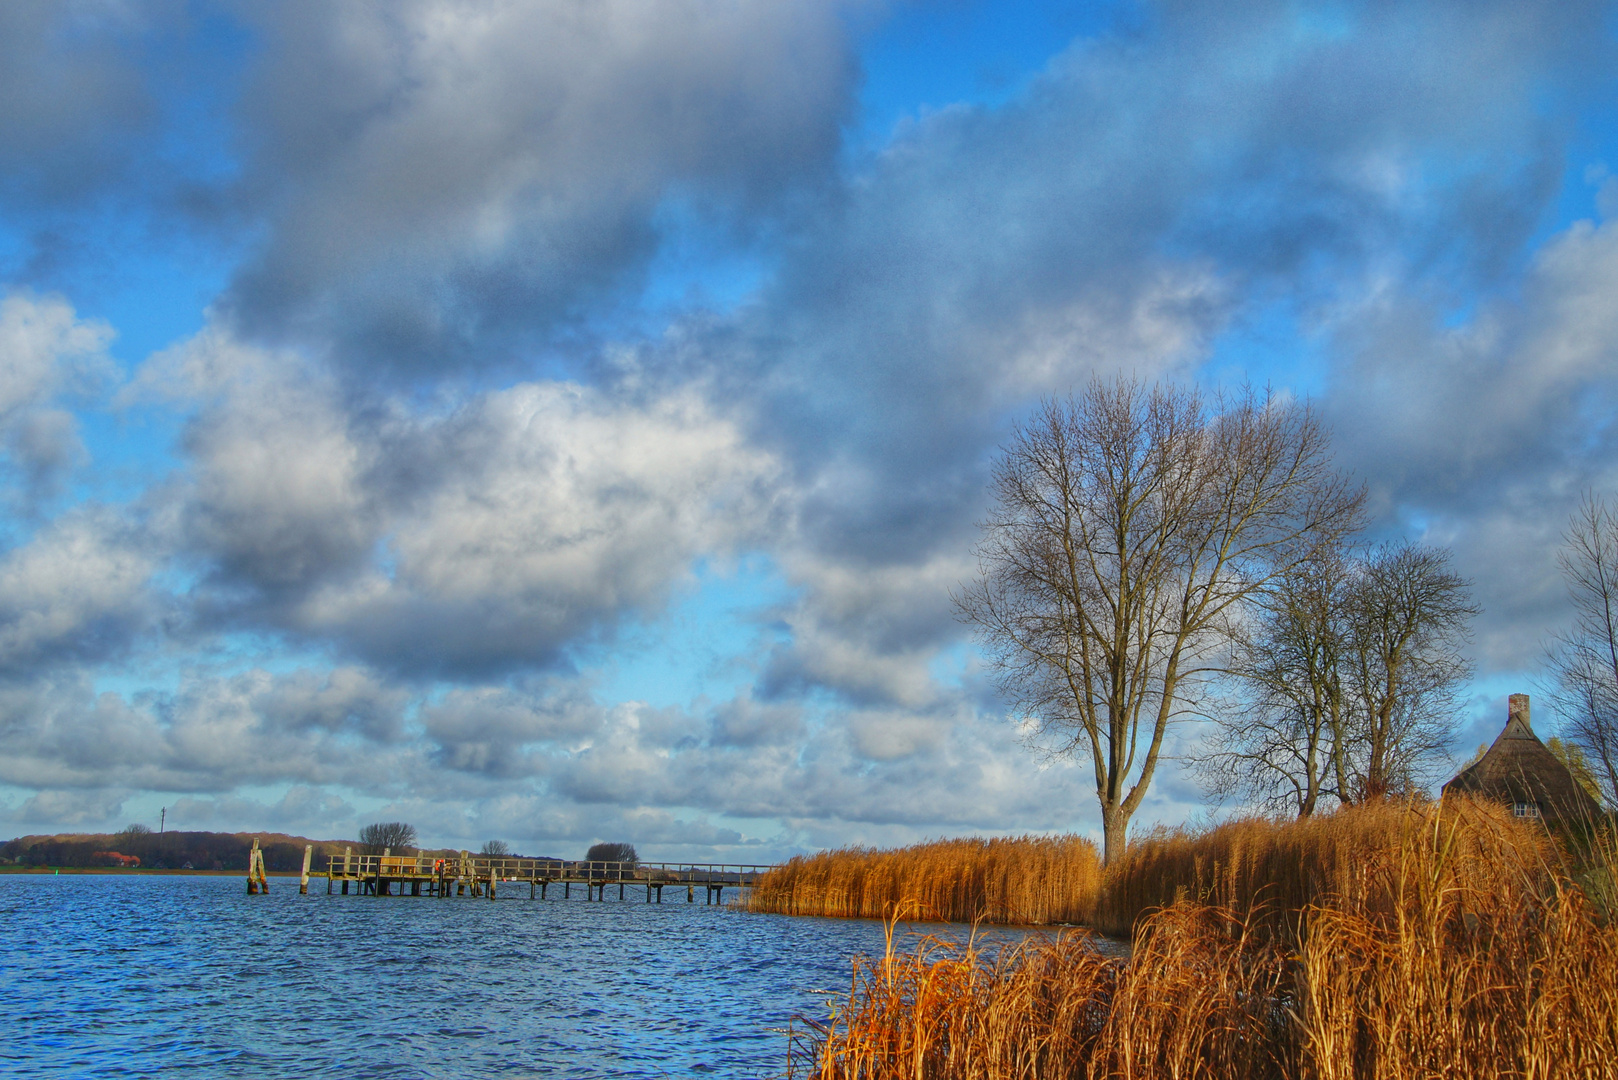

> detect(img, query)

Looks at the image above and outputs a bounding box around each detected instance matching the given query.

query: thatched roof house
[1443,694,1603,825]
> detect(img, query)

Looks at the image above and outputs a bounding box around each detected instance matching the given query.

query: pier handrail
[322,853,775,884]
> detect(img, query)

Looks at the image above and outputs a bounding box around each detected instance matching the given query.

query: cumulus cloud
[0,291,114,502]
[320,379,782,676]
[0,667,410,795]
[0,507,155,673]
[137,323,784,677]
[220,0,856,370]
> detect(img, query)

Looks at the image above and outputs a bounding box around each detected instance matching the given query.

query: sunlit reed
[745,835,1102,926]
[790,800,1618,1078]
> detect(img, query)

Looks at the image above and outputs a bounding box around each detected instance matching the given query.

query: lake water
[0,873,1102,1079]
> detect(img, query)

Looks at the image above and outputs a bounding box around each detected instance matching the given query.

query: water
[0,875,1098,1079]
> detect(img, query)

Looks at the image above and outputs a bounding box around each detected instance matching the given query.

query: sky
[1,0,1617,860]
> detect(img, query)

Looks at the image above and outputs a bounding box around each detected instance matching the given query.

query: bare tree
[358,822,417,855]
[1202,541,1475,813]
[1548,495,1618,808]
[585,841,637,864]
[1200,545,1352,817]
[1339,543,1476,801]
[480,840,511,857]
[956,378,1364,863]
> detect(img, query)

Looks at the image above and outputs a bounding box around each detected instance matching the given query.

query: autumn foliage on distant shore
[783,801,1618,1079]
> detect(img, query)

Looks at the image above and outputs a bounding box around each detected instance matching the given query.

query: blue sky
[1,0,1616,858]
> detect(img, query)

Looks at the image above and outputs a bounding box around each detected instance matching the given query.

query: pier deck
[304,850,772,903]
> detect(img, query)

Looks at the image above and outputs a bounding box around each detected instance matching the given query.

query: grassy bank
[744,835,1102,925]
[787,801,1618,1078]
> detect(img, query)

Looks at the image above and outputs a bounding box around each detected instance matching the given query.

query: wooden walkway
[270,844,773,905]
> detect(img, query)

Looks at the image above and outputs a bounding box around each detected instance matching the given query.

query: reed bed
[745,836,1102,925]
[1092,798,1562,941]
[790,800,1618,1079]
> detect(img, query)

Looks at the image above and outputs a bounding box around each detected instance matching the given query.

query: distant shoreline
[0,866,307,877]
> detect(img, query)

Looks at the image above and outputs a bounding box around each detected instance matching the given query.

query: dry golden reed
[745,835,1102,925]
[791,800,1618,1079]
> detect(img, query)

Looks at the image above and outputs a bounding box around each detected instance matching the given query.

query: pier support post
[687,884,693,903]
[531,879,536,900]
[246,838,269,895]
[565,881,570,899]
[619,883,624,901]
[542,881,548,899]
[300,845,312,895]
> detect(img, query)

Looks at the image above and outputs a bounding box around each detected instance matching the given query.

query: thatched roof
[1443,694,1604,824]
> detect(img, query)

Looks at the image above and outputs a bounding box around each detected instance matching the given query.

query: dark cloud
[0,3,153,207]
[218,0,857,372]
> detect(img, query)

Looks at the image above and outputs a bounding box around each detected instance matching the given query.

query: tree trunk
[1101,804,1129,866]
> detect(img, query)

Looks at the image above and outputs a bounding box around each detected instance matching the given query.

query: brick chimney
[1506,693,1532,736]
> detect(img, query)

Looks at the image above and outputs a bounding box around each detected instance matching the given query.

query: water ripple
[0,874,930,1078]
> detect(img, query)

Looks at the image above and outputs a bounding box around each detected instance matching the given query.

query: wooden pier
[281,846,772,905]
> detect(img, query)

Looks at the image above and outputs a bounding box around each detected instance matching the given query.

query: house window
[1512,803,1540,819]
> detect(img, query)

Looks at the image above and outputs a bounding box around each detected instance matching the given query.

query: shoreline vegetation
[774,800,1618,1078]
[743,835,1103,927]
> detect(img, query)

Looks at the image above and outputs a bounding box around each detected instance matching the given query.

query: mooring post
[299,845,312,895]
[687,883,693,903]
[253,838,270,894]
[619,882,624,901]
[541,881,548,899]
[488,872,496,901]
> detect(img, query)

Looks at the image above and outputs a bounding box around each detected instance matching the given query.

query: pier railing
[323,853,772,884]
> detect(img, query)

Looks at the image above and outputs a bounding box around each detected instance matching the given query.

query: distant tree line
[0,830,352,872]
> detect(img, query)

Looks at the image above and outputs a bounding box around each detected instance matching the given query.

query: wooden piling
[299,845,312,895]
[246,838,269,895]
